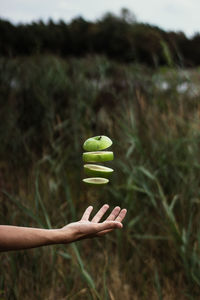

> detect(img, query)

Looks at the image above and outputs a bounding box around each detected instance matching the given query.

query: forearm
[0,226,63,252]
[0,206,127,251]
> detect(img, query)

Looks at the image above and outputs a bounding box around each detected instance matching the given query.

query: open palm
[61,204,127,243]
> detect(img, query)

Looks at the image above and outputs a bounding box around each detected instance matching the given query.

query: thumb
[95,221,123,232]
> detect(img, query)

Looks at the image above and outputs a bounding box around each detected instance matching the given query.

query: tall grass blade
[71,244,100,299]
[35,170,52,229]
[3,190,44,227]
[154,268,163,300]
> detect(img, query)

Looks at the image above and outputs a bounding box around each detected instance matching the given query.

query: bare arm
[0,204,127,252]
[0,226,60,251]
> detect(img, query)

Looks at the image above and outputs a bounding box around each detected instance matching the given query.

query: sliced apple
[84,164,113,178]
[83,178,109,185]
[83,135,112,151]
[82,151,114,163]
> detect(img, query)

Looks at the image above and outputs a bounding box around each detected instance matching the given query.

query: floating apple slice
[83,135,112,151]
[82,151,114,163]
[83,178,109,185]
[84,164,113,178]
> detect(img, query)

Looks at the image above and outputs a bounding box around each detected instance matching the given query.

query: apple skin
[84,164,113,178]
[83,178,109,185]
[82,151,114,163]
[83,135,112,152]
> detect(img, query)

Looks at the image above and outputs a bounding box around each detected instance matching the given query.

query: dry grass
[1,56,200,299]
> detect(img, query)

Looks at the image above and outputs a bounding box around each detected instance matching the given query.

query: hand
[59,204,127,243]
[0,205,127,251]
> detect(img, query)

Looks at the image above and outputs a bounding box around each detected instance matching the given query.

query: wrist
[49,228,74,245]
[48,229,64,244]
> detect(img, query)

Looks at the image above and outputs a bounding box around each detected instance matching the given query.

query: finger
[105,206,121,221]
[96,219,124,236]
[76,221,122,241]
[91,204,109,223]
[115,209,127,222]
[96,212,126,236]
[81,206,93,221]
[94,221,122,232]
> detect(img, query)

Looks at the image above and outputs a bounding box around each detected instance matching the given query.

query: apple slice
[82,151,114,163]
[83,135,112,151]
[84,164,113,178]
[83,178,109,185]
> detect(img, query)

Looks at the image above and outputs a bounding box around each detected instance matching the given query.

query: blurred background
[0,1,200,299]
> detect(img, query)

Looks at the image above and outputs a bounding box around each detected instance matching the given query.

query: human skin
[0,204,127,252]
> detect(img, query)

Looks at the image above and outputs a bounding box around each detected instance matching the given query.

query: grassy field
[0,55,200,299]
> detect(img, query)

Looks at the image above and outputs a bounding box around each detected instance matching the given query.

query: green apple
[83,135,112,151]
[83,178,109,185]
[84,164,113,178]
[82,151,114,163]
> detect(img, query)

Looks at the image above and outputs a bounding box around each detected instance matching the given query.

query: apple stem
[98,136,102,140]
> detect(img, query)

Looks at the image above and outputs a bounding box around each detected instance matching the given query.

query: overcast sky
[0,0,199,37]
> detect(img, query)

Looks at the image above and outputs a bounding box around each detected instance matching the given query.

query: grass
[0,55,200,299]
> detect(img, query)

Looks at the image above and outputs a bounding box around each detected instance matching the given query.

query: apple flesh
[83,178,109,185]
[83,135,112,152]
[82,151,114,163]
[84,164,113,178]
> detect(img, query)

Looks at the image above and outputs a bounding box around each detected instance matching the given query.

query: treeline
[1,9,200,67]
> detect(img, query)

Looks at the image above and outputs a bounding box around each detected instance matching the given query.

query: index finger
[81,206,93,221]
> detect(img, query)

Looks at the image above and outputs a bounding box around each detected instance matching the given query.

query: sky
[0,0,199,37]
